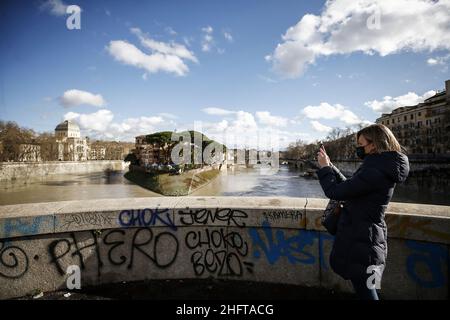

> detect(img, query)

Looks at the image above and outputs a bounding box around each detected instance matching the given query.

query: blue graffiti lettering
[248,221,320,265]
[406,240,447,289]
[118,208,177,231]
[1,216,52,239]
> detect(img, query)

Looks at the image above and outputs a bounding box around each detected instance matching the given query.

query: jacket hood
[364,151,410,183]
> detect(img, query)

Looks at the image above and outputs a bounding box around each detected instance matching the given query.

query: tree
[124,152,139,165]
[0,120,37,161]
[35,131,58,161]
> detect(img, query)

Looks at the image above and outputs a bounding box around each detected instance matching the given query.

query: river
[1,164,448,206]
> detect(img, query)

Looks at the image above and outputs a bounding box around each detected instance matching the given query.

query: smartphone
[318,143,324,152]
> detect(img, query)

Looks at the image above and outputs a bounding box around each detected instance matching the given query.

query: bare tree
[0,120,37,161]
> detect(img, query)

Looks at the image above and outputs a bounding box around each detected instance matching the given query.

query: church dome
[55,120,80,132]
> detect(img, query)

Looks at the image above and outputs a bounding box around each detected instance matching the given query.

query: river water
[1,164,448,206]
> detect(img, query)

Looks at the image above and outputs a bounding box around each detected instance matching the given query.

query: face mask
[356,146,366,159]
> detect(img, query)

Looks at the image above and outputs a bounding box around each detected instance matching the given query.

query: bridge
[0,197,449,299]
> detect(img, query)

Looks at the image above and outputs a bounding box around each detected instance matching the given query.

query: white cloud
[198,109,313,149]
[233,111,258,131]
[310,120,332,133]
[223,31,233,42]
[427,54,450,67]
[256,111,288,127]
[63,110,177,141]
[107,40,188,77]
[157,112,178,119]
[60,89,106,107]
[302,102,365,125]
[107,28,198,77]
[427,58,439,66]
[201,26,214,52]
[202,26,213,34]
[41,0,67,16]
[267,0,450,78]
[131,28,198,63]
[365,90,436,113]
[64,109,114,132]
[202,107,236,116]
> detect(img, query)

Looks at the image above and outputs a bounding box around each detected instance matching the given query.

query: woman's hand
[317,145,331,168]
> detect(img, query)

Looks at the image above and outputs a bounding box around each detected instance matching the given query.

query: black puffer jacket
[317,151,410,281]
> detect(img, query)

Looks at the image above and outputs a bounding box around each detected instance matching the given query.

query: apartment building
[376,80,450,156]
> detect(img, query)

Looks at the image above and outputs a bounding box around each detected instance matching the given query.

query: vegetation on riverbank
[124,167,221,196]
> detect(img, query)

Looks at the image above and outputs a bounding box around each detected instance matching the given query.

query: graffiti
[178,208,248,227]
[1,216,52,238]
[0,206,448,299]
[48,231,103,276]
[249,221,321,265]
[118,208,177,231]
[185,228,253,277]
[128,228,179,269]
[262,210,303,222]
[406,240,448,289]
[0,242,29,279]
[48,228,179,276]
[318,232,334,270]
[58,213,114,230]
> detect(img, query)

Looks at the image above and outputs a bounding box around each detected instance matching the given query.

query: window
[387,120,389,125]
[404,116,407,121]
[418,112,421,116]
[410,114,414,120]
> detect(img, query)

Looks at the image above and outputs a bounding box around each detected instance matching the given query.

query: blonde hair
[356,124,407,154]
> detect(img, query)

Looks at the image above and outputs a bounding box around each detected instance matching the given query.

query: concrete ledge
[1,197,449,243]
[0,197,449,300]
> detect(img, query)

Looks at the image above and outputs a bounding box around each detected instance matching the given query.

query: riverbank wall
[0,161,129,182]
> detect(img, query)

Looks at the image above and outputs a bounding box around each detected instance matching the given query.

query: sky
[0,0,449,151]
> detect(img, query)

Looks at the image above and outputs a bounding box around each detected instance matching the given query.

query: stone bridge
[0,197,449,299]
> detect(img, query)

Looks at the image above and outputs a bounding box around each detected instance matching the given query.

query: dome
[55,120,80,132]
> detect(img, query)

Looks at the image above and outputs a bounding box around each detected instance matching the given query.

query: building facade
[55,120,89,161]
[135,135,170,166]
[376,80,450,157]
[17,143,42,162]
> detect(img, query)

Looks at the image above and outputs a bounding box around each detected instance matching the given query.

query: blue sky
[0,0,449,150]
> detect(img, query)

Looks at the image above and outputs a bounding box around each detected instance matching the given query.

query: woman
[316,124,410,300]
